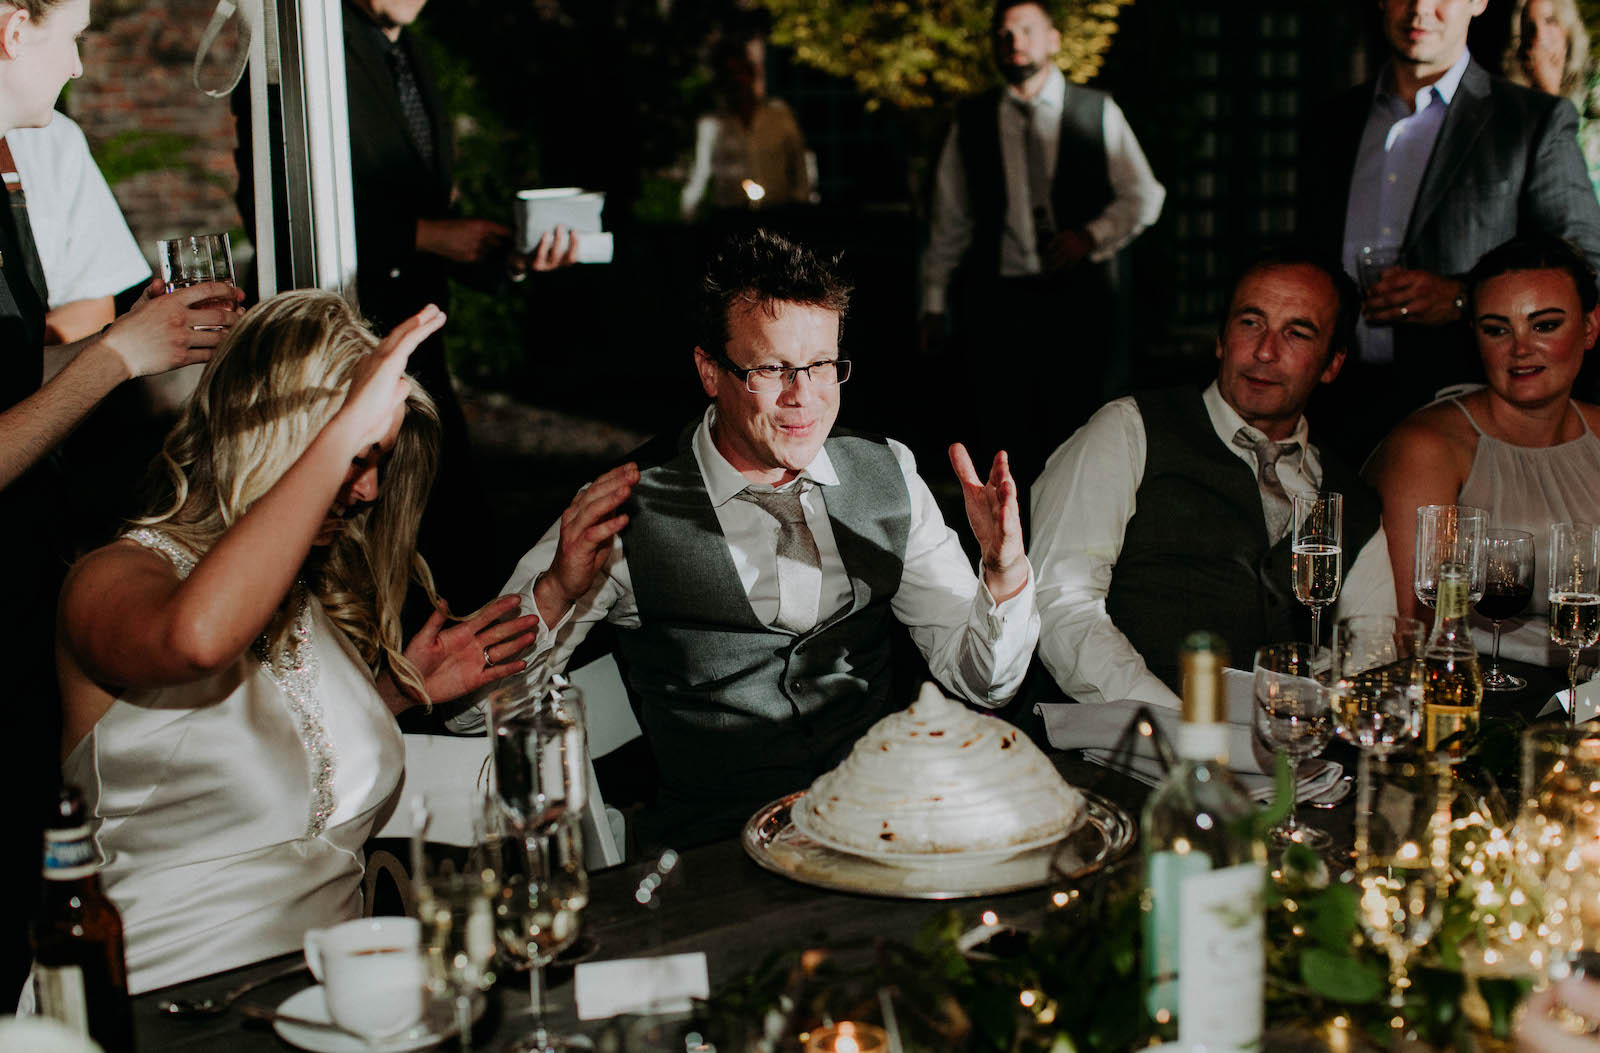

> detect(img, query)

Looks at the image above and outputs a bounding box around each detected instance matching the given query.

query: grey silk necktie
[1011,96,1055,256]
[385,40,436,168]
[1231,428,1300,542]
[736,485,822,635]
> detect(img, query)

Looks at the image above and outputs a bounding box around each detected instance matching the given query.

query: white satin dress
[61,529,404,994]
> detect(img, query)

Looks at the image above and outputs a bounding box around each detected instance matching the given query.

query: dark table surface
[130,659,1573,1051]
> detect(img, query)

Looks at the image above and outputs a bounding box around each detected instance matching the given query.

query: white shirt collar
[1202,380,1310,452]
[691,404,840,507]
[1379,47,1471,110]
[1005,64,1066,111]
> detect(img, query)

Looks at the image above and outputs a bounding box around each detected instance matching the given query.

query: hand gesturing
[401,595,540,706]
[949,443,1028,603]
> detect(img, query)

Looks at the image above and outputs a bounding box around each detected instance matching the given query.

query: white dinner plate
[271,985,481,1053]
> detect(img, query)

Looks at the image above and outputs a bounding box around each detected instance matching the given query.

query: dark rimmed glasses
[716,354,852,394]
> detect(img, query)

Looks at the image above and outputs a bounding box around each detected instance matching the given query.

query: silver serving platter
[741,789,1135,900]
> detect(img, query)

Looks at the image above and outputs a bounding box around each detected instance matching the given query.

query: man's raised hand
[532,462,639,627]
[949,443,1028,603]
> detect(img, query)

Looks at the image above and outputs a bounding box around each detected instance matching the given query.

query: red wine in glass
[1475,582,1533,622]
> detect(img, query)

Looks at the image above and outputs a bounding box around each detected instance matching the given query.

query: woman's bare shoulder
[1364,403,1476,485]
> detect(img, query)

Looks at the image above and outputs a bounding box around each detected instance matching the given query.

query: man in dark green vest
[1029,250,1397,708]
[921,0,1165,490]
[485,230,1040,845]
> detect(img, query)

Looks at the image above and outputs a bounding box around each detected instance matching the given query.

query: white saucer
[272,985,479,1053]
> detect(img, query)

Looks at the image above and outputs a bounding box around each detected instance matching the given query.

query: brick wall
[70,0,244,257]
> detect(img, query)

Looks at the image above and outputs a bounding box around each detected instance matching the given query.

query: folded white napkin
[1036,670,1343,804]
[574,952,709,1020]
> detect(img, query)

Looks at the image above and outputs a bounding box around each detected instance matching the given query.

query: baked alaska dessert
[793,682,1084,857]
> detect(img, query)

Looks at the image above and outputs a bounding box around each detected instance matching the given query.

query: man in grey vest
[1029,251,1396,708]
[496,229,1038,845]
[921,0,1164,490]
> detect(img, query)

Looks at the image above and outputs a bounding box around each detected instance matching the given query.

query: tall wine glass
[1519,724,1600,967]
[1254,643,1335,848]
[412,794,498,1051]
[1292,491,1343,656]
[1414,505,1487,610]
[490,678,588,835]
[1331,615,1425,755]
[1476,529,1535,692]
[1355,751,1450,1046]
[1549,522,1600,722]
[500,815,590,1053]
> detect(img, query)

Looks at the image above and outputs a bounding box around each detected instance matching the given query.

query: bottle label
[43,824,98,881]
[34,964,90,1035]
[1178,861,1266,1050]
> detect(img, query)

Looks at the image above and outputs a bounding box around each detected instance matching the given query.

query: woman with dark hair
[1367,233,1600,664]
[56,292,538,992]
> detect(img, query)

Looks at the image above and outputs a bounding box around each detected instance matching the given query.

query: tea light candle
[804,1022,889,1053]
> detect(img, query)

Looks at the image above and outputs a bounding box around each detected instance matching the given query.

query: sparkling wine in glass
[490,678,588,835]
[1253,642,1334,848]
[411,793,498,1051]
[1291,490,1343,655]
[1355,751,1450,1046]
[1549,522,1600,722]
[1414,505,1487,610]
[156,233,236,328]
[1476,529,1535,693]
[498,815,590,1053]
[1331,615,1425,755]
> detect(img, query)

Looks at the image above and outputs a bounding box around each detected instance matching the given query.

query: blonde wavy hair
[134,289,443,704]
[1504,0,1592,103]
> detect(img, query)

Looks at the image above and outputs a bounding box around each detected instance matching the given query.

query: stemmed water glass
[1330,615,1425,756]
[1414,505,1487,611]
[498,815,590,1053]
[1475,529,1535,692]
[411,794,498,1050]
[1254,643,1335,849]
[1354,750,1450,1047]
[1291,491,1343,655]
[1550,523,1600,723]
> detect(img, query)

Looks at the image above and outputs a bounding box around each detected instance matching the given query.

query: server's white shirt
[7,114,151,308]
[1028,382,1396,709]
[922,66,1165,313]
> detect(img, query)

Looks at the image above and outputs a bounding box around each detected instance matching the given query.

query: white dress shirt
[1029,382,1396,709]
[453,408,1039,730]
[922,66,1166,314]
[680,99,812,218]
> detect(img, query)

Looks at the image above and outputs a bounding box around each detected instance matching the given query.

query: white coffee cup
[304,916,425,1038]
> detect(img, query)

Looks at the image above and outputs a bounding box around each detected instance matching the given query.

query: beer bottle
[32,785,134,1052]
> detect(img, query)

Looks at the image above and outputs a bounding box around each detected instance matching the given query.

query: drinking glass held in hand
[1291,491,1342,655]
[1331,615,1425,756]
[411,794,499,1051]
[1476,529,1535,693]
[1354,751,1450,1047]
[1549,522,1600,722]
[500,814,590,1053]
[156,233,236,329]
[1254,642,1335,849]
[1414,505,1487,610]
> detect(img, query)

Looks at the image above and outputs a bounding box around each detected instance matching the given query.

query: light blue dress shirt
[1342,50,1472,364]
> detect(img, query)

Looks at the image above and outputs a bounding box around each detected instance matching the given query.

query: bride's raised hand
[332,305,445,450]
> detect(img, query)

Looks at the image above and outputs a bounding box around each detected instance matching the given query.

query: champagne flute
[1414,505,1487,610]
[1550,523,1600,722]
[1355,751,1450,1046]
[1331,615,1425,755]
[412,794,498,1050]
[1519,724,1600,967]
[499,815,590,1053]
[1254,642,1334,848]
[1475,529,1535,692]
[156,233,236,329]
[1291,491,1343,656]
[490,677,588,835]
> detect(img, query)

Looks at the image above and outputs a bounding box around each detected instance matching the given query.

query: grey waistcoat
[615,424,912,843]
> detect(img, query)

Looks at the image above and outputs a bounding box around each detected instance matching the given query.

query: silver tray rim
[740,788,1136,900]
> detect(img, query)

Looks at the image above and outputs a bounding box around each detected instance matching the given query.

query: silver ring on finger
[1399,305,1408,318]
[483,647,493,670]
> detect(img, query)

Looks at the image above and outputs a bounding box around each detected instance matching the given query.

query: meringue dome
[794,683,1083,856]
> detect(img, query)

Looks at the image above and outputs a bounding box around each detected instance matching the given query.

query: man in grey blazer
[1299,0,1600,460]
[484,230,1039,846]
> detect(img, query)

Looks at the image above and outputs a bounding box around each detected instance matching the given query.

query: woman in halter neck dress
[1367,233,1600,667]
[54,292,539,993]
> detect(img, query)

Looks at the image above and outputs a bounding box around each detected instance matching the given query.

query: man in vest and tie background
[1029,250,1396,709]
[921,0,1165,493]
[473,229,1039,847]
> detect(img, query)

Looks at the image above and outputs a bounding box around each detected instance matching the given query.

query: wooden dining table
[129,658,1573,1051]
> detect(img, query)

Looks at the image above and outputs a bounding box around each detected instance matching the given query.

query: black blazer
[1300,60,1600,375]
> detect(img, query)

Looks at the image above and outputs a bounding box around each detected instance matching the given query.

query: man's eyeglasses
[716,355,853,394]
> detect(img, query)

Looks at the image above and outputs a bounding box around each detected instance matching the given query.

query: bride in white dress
[55,291,538,994]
